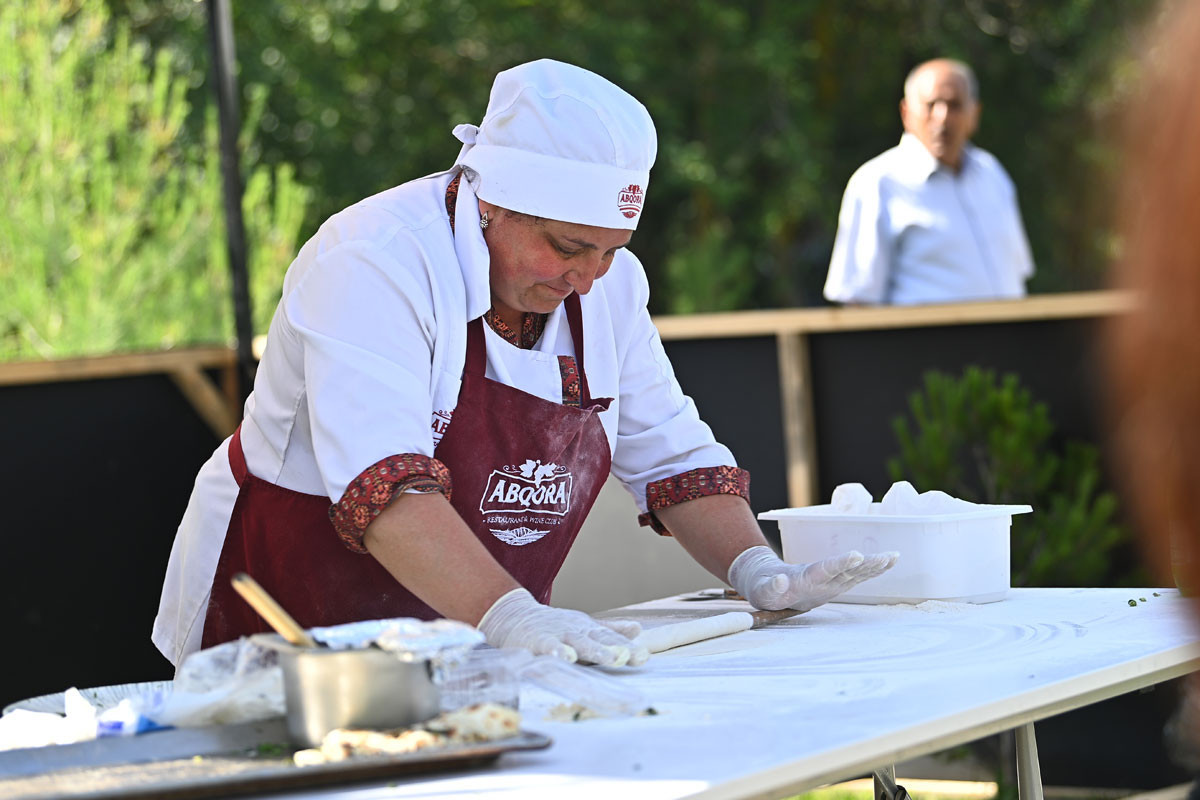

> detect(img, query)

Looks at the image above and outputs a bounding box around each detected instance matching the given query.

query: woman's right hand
[477,588,649,667]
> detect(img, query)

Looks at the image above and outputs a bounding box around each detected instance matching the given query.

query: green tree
[0,0,310,361]
[107,0,1155,314]
[888,367,1134,587]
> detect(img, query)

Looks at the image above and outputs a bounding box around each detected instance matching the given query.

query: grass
[792,778,997,800]
[790,780,1147,800]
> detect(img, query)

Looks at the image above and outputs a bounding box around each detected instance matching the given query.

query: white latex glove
[728,545,898,612]
[477,588,649,667]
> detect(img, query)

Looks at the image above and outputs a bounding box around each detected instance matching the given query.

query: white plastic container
[758,503,1032,604]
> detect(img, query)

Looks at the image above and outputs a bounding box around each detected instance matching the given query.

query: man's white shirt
[824,133,1035,305]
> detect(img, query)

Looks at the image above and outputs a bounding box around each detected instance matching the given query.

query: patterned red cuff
[329,454,452,553]
[638,466,751,537]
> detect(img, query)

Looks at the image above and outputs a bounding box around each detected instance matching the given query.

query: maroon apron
[201,293,612,648]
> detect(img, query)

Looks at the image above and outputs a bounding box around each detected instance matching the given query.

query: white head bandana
[453,59,657,230]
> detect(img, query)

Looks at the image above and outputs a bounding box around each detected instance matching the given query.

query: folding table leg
[1015,722,1044,800]
[872,765,909,800]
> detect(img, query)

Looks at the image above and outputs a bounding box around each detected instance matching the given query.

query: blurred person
[1108,0,1200,784]
[152,59,896,671]
[824,58,1035,305]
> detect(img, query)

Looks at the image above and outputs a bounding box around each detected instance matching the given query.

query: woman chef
[153,59,896,670]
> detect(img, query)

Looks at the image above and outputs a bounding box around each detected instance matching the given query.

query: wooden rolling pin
[634,608,801,654]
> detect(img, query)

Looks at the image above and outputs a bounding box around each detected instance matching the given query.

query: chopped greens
[254,742,289,758]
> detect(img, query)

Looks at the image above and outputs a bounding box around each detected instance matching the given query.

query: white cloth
[456,59,655,230]
[824,133,1035,305]
[152,168,735,667]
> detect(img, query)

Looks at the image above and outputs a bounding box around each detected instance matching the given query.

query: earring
[479,211,490,230]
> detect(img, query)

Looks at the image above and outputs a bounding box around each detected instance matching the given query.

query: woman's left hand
[728,545,898,612]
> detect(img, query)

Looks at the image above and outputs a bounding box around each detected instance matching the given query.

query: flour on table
[914,600,973,613]
[865,600,975,617]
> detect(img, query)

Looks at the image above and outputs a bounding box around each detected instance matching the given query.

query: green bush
[0,0,310,362]
[888,366,1135,587]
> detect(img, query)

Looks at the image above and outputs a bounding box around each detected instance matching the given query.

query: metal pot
[253,634,441,747]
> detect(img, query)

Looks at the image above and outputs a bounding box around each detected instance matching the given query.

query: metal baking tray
[0,717,551,799]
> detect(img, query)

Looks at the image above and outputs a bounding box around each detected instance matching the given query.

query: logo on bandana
[479,459,573,546]
[617,184,643,219]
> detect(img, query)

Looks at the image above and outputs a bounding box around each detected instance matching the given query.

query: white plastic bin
[758,503,1032,604]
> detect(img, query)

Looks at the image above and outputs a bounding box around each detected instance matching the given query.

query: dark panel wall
[809,318,1107,503]
[0,376,220,708]
[662,335,788,549]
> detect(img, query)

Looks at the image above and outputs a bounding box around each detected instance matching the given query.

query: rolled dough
[634,612,755,653]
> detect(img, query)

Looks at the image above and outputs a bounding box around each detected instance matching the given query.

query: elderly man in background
[823,58,1035,306]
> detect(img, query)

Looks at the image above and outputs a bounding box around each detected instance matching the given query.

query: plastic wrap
[437,647,523,711]
[438,646,650,717]
[519,654,649,716]
[132,638,285,728]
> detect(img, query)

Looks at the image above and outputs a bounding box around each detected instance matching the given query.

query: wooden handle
[749,608,803,628]
[231,572,318,648]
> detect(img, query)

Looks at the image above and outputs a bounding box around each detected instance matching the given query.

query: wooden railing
[0,290,1134,500]
[652,290,1133,339]
[0,346,240,439]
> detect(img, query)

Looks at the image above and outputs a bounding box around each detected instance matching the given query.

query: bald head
[900,59,981,171]
[904,59,978,104]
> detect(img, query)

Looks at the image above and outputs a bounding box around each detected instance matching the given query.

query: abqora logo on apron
[479,459,573,546]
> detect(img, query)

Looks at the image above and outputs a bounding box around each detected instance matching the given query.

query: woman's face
[480,200,632,324]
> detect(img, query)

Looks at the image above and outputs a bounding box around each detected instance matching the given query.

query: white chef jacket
[152,168,738,667]
[824,133,1035,305]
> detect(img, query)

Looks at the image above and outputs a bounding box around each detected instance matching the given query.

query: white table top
[276,588,1200,800]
